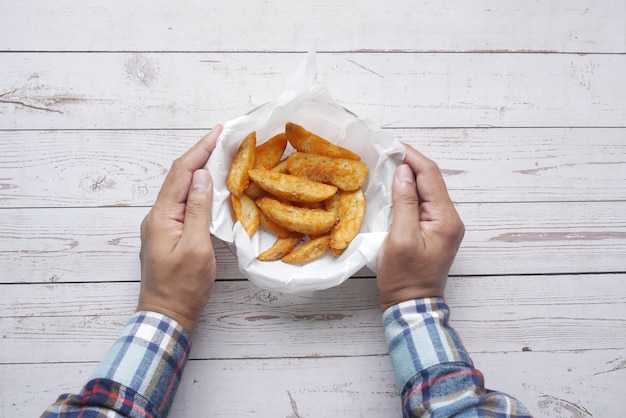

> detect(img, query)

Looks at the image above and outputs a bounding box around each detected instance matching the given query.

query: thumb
[181,169,213,243]
[389,164,423,247]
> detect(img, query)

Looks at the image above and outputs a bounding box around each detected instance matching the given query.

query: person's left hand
[137,125,223,332]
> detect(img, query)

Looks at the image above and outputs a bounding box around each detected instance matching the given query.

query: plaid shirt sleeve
[41,311,191,418]
[383,298,532,417]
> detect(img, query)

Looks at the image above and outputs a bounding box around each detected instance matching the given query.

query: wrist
[379,287,445,312]
[136,302,198,333]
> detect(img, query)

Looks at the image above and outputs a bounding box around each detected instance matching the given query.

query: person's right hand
[377,144,465,311]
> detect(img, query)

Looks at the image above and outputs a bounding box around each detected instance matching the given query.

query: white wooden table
[1,2,625,417]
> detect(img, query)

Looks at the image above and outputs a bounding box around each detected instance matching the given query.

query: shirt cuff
[382,298,473,391]
[90,311,192,415]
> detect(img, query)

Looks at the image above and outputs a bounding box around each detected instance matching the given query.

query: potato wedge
[286,152,368,191]
[285,123,360,161]
[330,189,366,252]
[257,233,303,261]
[254,132,287,169]
[245,153,289,200]
[227,132,256,196]
[248,168,338,203]
[282,235,330,264]
[271,158,290,174]
[244,133,285,199]
[324,192,345,256]
[258,210,292,238]
[256,196,337,236]
[231,194,259,236]
[324,191,341,215]
[298,200,325,210]
[243,181,266,200]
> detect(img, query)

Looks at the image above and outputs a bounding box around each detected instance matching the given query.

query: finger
[156,125,223,206]
[402,144,452,205]
[180,169,214,246]
[388,164,424,248]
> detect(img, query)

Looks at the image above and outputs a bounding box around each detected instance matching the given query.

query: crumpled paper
[206,52,405,294]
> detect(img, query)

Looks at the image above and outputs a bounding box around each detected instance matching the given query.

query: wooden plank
[2,349,624,417]
[474,349,626,418]
[4,275,624,322]
[0,279,386,364]
[0,206,240,283]
[2,275,624,363]
[453,201,626,276]
[0,1,624,53]
[1,53,625,130]
[407,127,626,204]
[1,128,625,208]
[5,357,397,417]
[0,130,191,208]
[1,201,625,283]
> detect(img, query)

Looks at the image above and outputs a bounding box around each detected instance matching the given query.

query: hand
[377,144,465,311]
[137,125,223,332]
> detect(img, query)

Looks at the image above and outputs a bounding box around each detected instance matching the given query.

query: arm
[377,145,531,417]
[42,312,191,418]
[42,125,223,418]
[384,298,531,417]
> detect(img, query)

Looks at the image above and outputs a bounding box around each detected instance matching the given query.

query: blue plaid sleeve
[42,311,191,418]
[383,298,532,417]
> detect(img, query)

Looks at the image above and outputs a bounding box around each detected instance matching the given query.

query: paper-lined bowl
[207,54,405,294]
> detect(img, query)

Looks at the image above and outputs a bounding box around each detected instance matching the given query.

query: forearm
[384,298,531,417]
[42,311,191,418]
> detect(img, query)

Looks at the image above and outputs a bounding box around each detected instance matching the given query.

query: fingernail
[191,170,210,191]
[396,164,415,185]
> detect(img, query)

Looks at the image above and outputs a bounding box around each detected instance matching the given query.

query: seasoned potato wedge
[256,196,337,236]
[324,191,341,215]
[330,189,366,253]
[286,152,368,191]
[285,123,360,161]
[271,158,290,174]
[248,168,338,203]
[254,132,288,169]
[282,235,331,264]
[231,194,260,236]
[226,132,256,196]
[243,181,266,200]
[298,200,325,210]
[258,210,292,238]
[245,134,288,199]
[324,191,344,256]
[257,233,303,261]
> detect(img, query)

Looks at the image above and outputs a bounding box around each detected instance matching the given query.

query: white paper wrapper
[207,53,405,294]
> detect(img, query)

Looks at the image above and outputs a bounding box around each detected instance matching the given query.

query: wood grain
[1,53,624,130]
[2,201,625,284]
[1,1,624,53]
[2,338,624,417]
[1,128,624,208]
[2,276,624,364]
